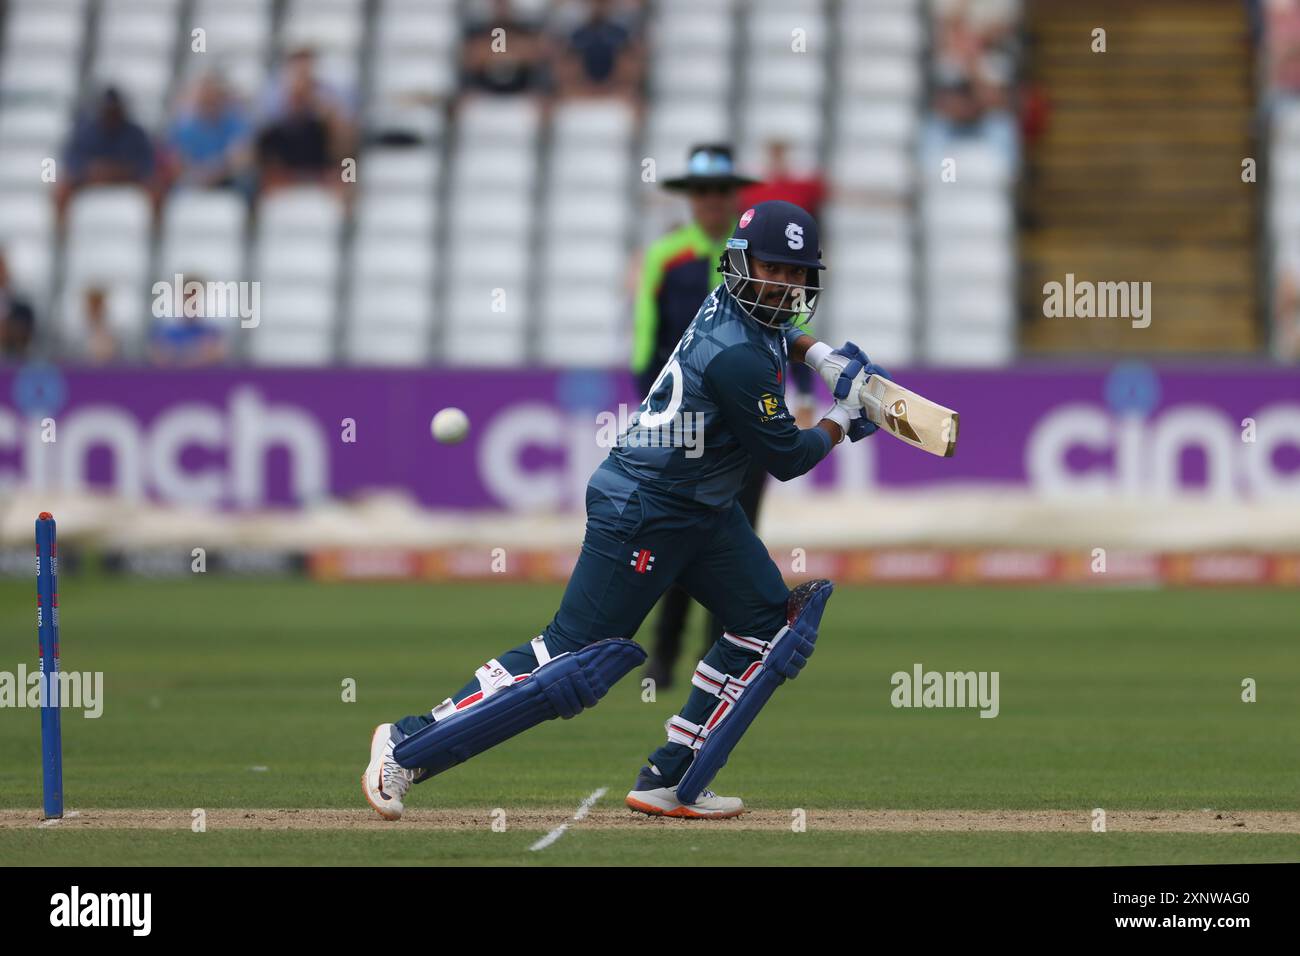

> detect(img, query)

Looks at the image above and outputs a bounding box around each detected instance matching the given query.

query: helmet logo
[785,223,804,250]
[739,208,755,228]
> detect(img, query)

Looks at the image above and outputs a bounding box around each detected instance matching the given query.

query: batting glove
[848,362,893,441]
[810,341,867,400]
[821,370,871,443]
[824,359,894,442]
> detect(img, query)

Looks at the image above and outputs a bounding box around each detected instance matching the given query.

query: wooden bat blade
[858,376,959,457]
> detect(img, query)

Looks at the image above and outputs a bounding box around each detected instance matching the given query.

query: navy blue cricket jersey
[604,284,831,509]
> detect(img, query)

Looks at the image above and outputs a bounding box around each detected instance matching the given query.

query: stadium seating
[538,100,635,366]
[55,186,152,354]
[0,0,1028,369]
[186,0,274,100]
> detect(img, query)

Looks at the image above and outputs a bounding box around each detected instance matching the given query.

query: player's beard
[751,282,796,327]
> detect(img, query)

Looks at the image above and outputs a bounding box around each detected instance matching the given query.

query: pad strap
[530,635,551,666]
[475,659,516,697]
[721,630,778,658]
[692,659,758,704]
[665,715,709,751]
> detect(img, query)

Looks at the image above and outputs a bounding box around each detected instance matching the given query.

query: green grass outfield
[1,578,1297,865]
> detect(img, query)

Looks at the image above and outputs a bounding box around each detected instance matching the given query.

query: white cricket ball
[431,407,470,444]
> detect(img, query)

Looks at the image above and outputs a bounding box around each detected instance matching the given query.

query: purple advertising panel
[1,363,1297,510]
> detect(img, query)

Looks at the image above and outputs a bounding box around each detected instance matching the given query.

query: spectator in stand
[148,280,227,367]
[737,139,828,221]
[1266,1,1300,358]
[0,251,36,361]
[933,0,1041,165]
[255,67,337,194]
[552,0,644,104]
[1266,0,1300,95]
[56,87,157,218]
[920,59,1020,175]
[930,0,1020,135]
[257,48,356,167]
[460,0,549,97]
[80,287,120,365]
[259,47,355,124]
[165,72,252,191]
[1272,238,1300,359]
[933,0,1020,93]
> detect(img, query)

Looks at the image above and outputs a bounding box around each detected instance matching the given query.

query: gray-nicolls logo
[49,886,152,936]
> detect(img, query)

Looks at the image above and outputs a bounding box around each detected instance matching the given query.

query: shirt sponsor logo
[756,393,783,422]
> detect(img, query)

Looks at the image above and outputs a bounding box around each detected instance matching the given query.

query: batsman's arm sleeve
[783,314,814,350]
[631,244,667,375]
[791,360,814,396]
[704,342,832,482]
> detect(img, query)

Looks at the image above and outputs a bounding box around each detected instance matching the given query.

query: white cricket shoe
[624,765,745,819]
[362,723,417,821]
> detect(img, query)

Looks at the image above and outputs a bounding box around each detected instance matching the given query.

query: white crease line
[529,787,607,852]
[37,810,80,828]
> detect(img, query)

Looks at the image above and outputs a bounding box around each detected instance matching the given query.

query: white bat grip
[858,376,886,424]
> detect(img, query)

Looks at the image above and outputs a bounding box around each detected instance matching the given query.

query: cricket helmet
[720,200,825,329]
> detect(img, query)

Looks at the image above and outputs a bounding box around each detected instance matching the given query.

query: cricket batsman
[364,199,887,820]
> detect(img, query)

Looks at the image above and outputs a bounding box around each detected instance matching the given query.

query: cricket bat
[858,375,959,457]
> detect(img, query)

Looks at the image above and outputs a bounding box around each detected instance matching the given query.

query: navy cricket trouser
[396,460,791,785]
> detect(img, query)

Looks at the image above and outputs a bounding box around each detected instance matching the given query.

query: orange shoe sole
[625,795,745,820]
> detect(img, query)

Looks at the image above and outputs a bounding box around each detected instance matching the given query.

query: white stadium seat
[259,187,345,234]
[0,191,54,239]
[258,240,340,285]
[357,195,436,236]
[458,98,542,143]
[282,0,365,53]
[372,55,456,102]
[68,186,152,235]
[447,192,534,235]
[161,239,245,280]
[442,328,527,366]
[164,189,248,237]
[0,56,80,106]
[4,5,86,53]
[363,148,441,192]
[830,145,914,195]
[552,101,636,144]
[353,239,436,284]
[376,0,459,52]
[346,323,432,365]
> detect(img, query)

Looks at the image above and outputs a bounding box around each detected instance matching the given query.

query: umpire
[632,144,814,688]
